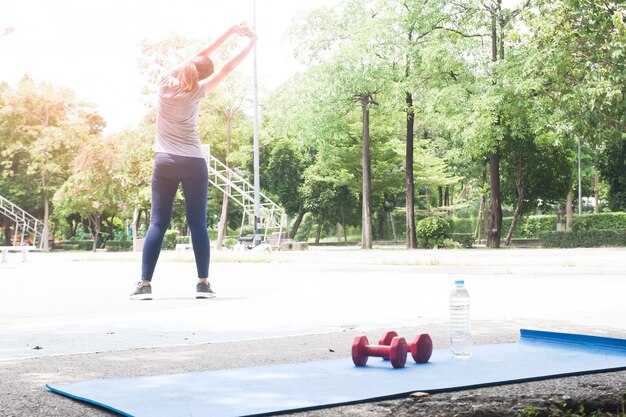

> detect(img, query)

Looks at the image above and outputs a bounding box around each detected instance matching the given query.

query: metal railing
[0,195,44,248]
[201,145,286,242]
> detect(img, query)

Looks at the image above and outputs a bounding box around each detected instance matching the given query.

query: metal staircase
[201,145,286,242]
[0,195,44,247]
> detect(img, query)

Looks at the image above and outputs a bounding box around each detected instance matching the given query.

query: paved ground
[0,246,625,416]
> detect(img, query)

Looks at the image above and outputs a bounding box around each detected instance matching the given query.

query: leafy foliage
[264,138,309,216]
[541,229,626,248]
[571,212,626,232]
[416,216,451,248]
[598,138,626,211]
[3,0,625,248]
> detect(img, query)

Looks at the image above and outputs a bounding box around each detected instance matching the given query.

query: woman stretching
[131,22,257,300]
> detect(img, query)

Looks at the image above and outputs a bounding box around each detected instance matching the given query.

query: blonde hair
[177,62,199,93]
[176,56,214,93]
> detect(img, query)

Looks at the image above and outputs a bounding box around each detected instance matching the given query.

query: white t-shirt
[153,72,206,158]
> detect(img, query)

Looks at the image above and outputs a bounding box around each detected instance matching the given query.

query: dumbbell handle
[363,345,392,356]
[352,335,407,368]
[379,331,433,363]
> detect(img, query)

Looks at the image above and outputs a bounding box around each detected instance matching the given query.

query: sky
[1,0,332,133]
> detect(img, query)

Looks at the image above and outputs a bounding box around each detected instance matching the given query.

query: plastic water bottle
[450,280,471,358]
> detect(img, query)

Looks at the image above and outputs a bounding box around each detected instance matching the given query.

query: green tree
[54,136,121,251]
[432,0,531,247]
[261,71,335,237]
[0,76,103,249]
[598,139,626,211]
[382,0,464,248]
[290,1,395,248]
[264,138,310,238]
[500,133,573,244]
[109,125,155,247]
[300,163,359,244]
[525,0,625,212]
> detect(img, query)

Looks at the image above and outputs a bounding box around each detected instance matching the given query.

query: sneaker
[130,282,152,300]
[196,282,216,299]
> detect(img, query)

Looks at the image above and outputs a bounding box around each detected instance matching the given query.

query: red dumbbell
[378,330,433,364]
[352,335,408,368]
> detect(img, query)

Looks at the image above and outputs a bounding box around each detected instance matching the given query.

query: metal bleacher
[0,195,44,249]
[201,145,286,243]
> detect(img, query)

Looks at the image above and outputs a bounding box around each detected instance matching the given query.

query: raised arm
[192,24,238,59]
[202,24,257,93]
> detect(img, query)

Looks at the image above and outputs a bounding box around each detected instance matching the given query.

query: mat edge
[243,365,626,417]
[520,329,626,353]
[46,383,133,417]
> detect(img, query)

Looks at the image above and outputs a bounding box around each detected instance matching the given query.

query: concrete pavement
[0,246,625,416]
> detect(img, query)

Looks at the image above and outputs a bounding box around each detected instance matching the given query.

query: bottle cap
[454,280,464,285]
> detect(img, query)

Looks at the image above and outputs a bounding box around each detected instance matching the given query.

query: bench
[0,246,39,263]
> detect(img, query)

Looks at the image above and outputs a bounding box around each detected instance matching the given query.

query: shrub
[58,242,79,251]
[62,240,94,251]
[176,235,191,245]
[441,238,463,249]
[540,229,626,248]
[571,212,626,232]
[223,237,238,248]
[105,240,132,252]
[416,216,451,248]
[502,215,556,239]
[162,230,179,250]
[521,215,557,238]
[450,233,475,248]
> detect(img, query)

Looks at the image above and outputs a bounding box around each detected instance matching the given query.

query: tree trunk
[107,216,114,242]
[42,191,50,251]
[438,187,443,207]
[389,212,398,245]
[290,211,306,239]
[505,182,525,246]
[216,118,233,250]
[342,207,348,243]
[475,171,487,244]
[3,216,12,246]
[361,96,373,249]
[491,13,498,63]
[376,211,385,240]
[566,190,574,231]
[315,216,323,244]
[143,209,150,230]
[486,4,503,249]
[474,201,483,244]
[593,175,600,213]
[90,213,101,252]
[40,118,51,251]
[444,186,450,207]
[405,92,417,249]
[486,151,502,248]
[216,191,229,250]
[132,203,140,249]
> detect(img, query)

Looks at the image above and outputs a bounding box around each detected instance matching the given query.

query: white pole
[252,0,261,246]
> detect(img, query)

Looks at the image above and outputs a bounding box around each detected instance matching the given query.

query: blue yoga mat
[46,330,626,417]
